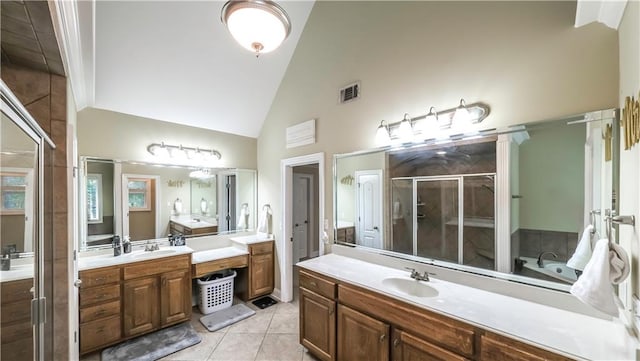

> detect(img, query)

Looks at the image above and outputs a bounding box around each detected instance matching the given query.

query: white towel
[570,239,619,317]
[609,242,630,284]
[257,205,272,235]
[237,204,248,230]
[173,198,183,215]
[566,225,593,271]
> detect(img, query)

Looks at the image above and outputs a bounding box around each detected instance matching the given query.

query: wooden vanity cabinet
[169,220,217,236]
[299,267,574,361]
[79,254,192,355]
[1,278,34,361]
[247,241,274,299]
[78,266,122,354]
[337,304,389,361]
[299,270,337,361]
[123,255,191,337]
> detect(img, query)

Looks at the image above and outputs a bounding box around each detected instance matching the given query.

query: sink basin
[382,277,439,298]
[131,249,178,259]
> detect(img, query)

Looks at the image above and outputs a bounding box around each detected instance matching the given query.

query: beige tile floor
[82,292,321,361]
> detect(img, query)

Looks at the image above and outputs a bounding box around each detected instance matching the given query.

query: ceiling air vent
[339,82,360,104]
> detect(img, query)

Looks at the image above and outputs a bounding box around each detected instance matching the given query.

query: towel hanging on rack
[570,239,619,317]
[609,242,630,284]
[257,204,273,236]
[566,225,594,271]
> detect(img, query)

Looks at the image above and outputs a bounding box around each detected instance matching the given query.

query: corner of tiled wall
[1,63,70,359]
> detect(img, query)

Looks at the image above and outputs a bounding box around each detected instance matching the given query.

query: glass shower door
[415,178,460,263]
[391,179,413,255]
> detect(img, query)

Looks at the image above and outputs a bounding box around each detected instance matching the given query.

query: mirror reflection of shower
[391,173,496,271]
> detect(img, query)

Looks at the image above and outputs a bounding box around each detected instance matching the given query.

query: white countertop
[297,254,637,361]
[0,258,34,282]
[78,246,194,271]
[230,234,275,245]
[191,247,248,264]
[171,218,217,229]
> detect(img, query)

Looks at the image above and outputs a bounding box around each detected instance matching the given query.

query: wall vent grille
[339,82,360,103]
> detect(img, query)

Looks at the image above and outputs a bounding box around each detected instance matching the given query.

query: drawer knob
[309,281,317,287]
[380,334,386,342]
[393,339,400,347]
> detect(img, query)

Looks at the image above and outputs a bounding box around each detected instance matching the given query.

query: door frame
[280,152,325,302]
[121,174,161,239]
[354,169,383,248]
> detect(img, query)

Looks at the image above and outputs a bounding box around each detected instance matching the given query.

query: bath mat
[199,303,256,332]
[101,322,200,361]
[252,296,278,309]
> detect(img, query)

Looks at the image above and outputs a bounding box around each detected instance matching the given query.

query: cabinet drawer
[338,283,475,357]
[480,333,573,361]
[80,299,120,323]
[171,222,185,234]
[123,254,190,280]
[80,284,120,307]
[345,227,354,236]
[300,270,336,299]
[1,278,33,304]
[192,255,248,278]
[80,316,121,353]
[250,242,273,255]
[80,267,120,288]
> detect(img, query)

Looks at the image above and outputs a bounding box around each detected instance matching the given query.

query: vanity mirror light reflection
[334,108,619,290]
[78,156,257,250]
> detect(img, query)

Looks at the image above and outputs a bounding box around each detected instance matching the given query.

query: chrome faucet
[144,241,159,252]
[537,251,558,267]
[405,267,430,281]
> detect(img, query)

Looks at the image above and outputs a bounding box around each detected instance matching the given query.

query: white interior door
[355,170,383,249]
[293,173,310,261]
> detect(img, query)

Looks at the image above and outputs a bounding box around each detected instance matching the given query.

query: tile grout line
[253,305,277,360]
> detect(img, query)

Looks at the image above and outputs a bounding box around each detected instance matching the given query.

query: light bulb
[452,99,472,131]
[397,113,413,143]
[375,120,391,146]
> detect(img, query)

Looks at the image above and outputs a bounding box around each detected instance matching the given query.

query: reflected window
[86,174,102,222]
[1,172,27,214]
[128,178,150,211]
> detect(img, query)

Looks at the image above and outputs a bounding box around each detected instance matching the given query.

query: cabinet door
[123,276,159,337]
[300,288,336,361]
[337,304,389,361]
[160,270,192,325]
[392,329,470,361]
[249,252,274,298]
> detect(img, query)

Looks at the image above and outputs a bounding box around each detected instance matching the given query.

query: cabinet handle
[380,334,386,342]
[94,277,106,282]
[393,339,400,347]
[309,281,317,287]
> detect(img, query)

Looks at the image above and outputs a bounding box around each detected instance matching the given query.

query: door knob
[295,223,299,227]
[373,226,379,231]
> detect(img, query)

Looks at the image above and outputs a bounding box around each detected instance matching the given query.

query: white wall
[617,0,640,324]
[77,107,257,169]
[257,1,619,292]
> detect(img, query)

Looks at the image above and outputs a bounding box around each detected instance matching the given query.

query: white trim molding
[575,0,628,30]
[50,0,95,110]
[279,152,325,302]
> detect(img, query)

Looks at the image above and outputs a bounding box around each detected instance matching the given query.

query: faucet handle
[404,267,419,277]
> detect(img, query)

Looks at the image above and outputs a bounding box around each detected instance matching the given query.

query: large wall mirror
[79,157,257,250]
[334,108,618,290]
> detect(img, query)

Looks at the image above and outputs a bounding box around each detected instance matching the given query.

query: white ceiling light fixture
[452,98,472,131]
[397,113,414,143]
[375,120,391,146]
[221,0,292,57]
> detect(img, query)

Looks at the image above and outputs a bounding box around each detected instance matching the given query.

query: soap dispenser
[113,235,122,257]
[122,236,131,254]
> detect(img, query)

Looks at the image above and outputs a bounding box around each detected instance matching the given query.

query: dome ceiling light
[221,0,292,57]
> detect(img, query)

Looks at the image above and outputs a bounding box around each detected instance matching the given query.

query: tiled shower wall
[511,228,579,263]
[2,63,69,359]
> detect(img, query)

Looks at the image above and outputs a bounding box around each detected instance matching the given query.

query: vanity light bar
[379,100,490,144]
[146,142,222,161]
